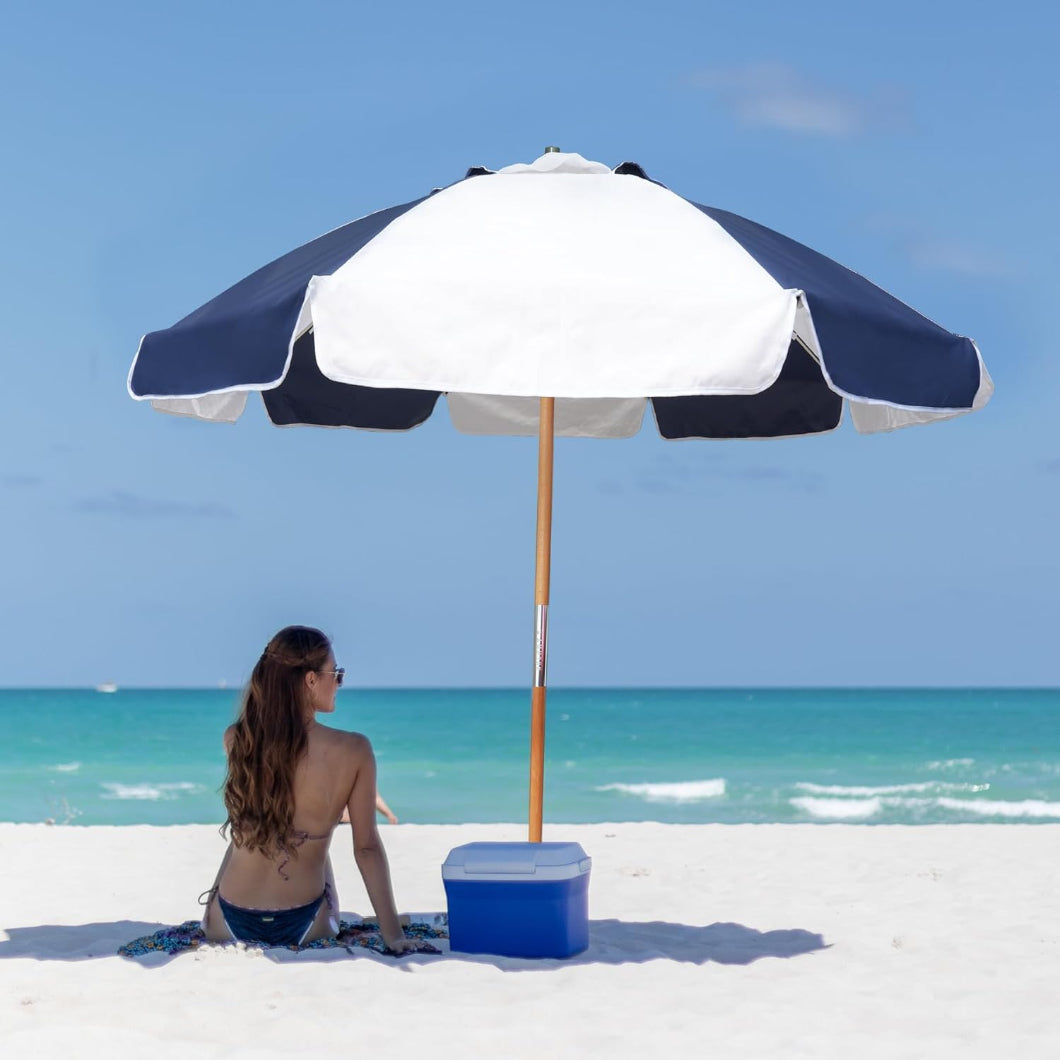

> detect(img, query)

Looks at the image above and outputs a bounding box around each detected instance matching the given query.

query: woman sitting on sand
[201,625,415,952]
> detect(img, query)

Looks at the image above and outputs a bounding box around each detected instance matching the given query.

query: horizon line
[2,684,1057,693]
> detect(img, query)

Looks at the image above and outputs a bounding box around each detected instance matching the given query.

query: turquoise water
[1,687,1058,825]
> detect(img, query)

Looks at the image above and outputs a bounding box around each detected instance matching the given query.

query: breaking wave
[795,781,988,796]
[596,779,726,803]
[100,782,204,802]
[790,796,884,820]
[935,798,1060,819]
[791,793,1060,821]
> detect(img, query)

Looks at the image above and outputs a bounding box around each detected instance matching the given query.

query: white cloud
[905,240,1011,279]
[687,63,908,137]
[862,214,1013,280]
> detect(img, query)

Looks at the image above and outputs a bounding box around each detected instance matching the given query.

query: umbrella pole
[529,396,555,842]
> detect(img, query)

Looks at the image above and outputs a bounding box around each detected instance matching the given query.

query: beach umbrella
[128,148,993,841]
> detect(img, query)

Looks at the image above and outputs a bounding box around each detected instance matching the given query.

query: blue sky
[1,1,1056,688]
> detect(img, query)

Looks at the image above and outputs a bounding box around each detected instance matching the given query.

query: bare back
[215,722,376,909]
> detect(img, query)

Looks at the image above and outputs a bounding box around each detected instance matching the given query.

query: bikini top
[197,825,335,910]
[277,827,332,880]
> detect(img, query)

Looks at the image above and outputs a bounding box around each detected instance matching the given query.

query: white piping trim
[648,386,845,442]
[130,376,286,402]
[128,325,291,402]
[314,291,798,398]
[283,286,317,393]
[127,192,444,405]
[969,341,994,411]
[126,333,147,399]
[268,414,430,433]
[799,295,988,415]
[312,376,796,399]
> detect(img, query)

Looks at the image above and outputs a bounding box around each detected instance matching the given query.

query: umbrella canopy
[129,150,991,437]
[128,149,993,840]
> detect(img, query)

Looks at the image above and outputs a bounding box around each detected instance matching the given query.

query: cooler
[442,841,591,958]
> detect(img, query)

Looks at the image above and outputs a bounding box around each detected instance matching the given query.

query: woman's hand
[383,932,414,954]
[383,933,440,956]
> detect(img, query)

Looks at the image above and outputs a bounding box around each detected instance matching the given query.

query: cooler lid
[442,841,592,882]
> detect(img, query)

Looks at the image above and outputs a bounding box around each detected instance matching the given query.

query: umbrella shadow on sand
[585,919,828,966]
[442,920,829,971]
[0,921,166,962]
[0,918,827,968]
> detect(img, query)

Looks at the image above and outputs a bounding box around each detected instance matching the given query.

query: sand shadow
[0,920,164,961]
[438,919,829,970]
[0,919,380,965]
[0,917,827,968]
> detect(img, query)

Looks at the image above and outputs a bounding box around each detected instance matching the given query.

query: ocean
[1,687,1058,827]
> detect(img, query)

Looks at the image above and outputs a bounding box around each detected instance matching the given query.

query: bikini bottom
[217,889,328,947]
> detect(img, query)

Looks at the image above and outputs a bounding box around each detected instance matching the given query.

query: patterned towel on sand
[119,914,447,958]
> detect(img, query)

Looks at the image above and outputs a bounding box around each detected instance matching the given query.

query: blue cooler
[442,841,591,958]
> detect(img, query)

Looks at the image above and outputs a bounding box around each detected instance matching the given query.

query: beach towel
[119,914,447,958]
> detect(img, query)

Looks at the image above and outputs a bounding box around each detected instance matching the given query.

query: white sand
[0,822,1056,1058]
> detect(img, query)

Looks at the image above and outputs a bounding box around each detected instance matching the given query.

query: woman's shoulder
[313,723,372,754]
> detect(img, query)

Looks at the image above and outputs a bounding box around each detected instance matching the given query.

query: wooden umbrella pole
[529,396,555,842]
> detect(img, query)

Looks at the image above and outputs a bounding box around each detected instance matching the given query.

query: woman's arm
[338,792,396,826]
[375,793,398,824]
[200,842,233,935]
[345,736,409,951]
[203,727,236,934]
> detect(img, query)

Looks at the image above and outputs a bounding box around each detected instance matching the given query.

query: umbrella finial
[544,145,561,153]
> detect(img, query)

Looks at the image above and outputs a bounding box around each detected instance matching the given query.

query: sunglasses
[319,666,345,687]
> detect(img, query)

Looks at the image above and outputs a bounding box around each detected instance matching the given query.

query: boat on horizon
[96,682,118,694]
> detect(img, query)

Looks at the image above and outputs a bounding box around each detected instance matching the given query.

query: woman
[201,625,414,951]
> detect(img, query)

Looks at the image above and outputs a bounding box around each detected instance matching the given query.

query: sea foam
[596,779,726,803]
[100,782,203,801]
[49,762,81,773]
[795,781,988,796]
[790,793,1060,821]
[936,797,1060,819]
[790,796,883,820]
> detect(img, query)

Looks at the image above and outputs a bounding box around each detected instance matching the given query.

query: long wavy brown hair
[222,625,332,855]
